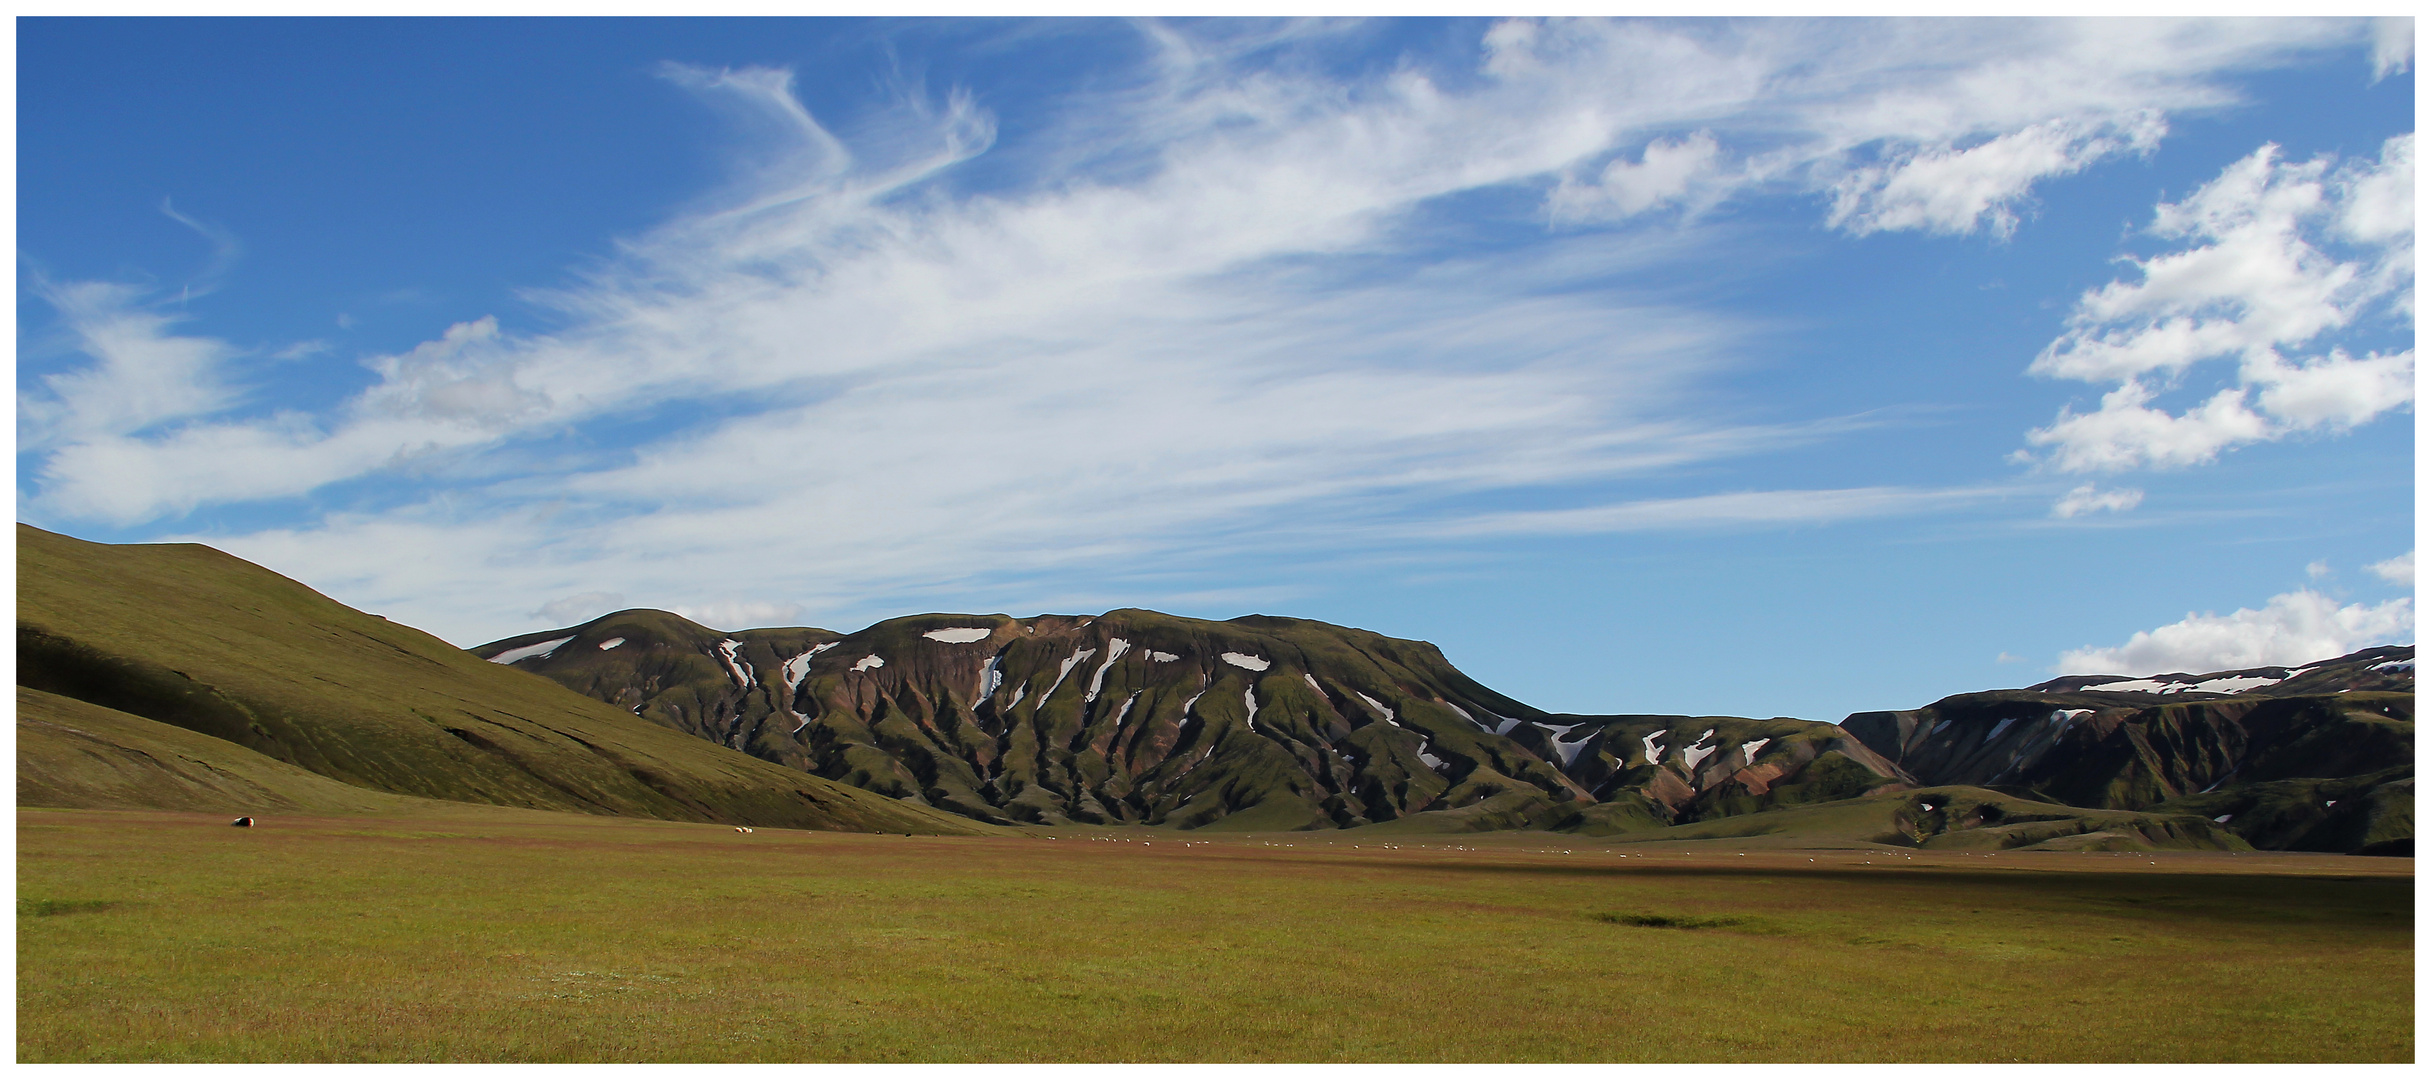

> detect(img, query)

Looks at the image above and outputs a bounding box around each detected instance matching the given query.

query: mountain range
[476,597,2410,854]
[16,524,2410,854]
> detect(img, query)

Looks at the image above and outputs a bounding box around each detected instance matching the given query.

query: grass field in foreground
[17,807,2412,1063]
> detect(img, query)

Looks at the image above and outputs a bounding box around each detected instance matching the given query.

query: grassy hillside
[16,525,985,835]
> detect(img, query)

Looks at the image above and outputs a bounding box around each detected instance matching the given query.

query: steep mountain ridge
[483,608,1913,832]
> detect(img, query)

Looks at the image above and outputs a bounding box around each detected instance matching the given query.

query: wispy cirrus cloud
[2050,484,2144,519]
[16,18,2392,643]
[1427,484,2010,539]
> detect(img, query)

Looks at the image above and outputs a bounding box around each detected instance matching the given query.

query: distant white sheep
[734,826,755,834]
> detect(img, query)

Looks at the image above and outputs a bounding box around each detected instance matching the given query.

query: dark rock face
[1843,647,2413,854]
[484,608,1909,831]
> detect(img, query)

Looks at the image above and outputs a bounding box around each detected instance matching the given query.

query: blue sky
[16,17,2417,722]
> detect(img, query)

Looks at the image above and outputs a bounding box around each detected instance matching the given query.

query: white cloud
[671,600,808,632]
[2022,381,2272,473]
[2022,135,2415,473]
[358,316,549,427]
[2058,588,2414,674]
[16,19,2398,642]
[2248,347,2415,429]
[2371,17,2413,81]
[1829,113,2164,238]
[2338,129,2414,245]
[533,592,627,626]
[2369,550,2414,586]
[1551,131,1723,221]
[18,281,242,450]
[2051,483,2144,518]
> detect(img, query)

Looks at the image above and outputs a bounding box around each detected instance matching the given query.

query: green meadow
[17,806,2412,1062]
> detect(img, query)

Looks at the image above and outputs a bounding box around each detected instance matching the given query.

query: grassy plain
[17,806,2412,1063]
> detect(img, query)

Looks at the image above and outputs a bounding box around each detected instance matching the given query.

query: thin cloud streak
[1425,485,2014,539]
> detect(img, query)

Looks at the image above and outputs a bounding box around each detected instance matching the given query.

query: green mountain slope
[486,607,1911,831]
[16,525,986,835]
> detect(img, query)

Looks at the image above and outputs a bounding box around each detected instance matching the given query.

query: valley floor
[17,806,2413,1063]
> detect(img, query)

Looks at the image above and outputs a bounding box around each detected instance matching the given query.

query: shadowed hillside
[1843,647,2414,855]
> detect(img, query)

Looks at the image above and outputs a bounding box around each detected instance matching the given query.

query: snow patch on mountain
[1042,647,1097,701]
[1085,639,1132,702]
[1680,729,1719,772]
[978,653,1006,700]
[2083,674,2283,694]
[1537,723,1588,766]
[597,637,625,651]
[1357,692,1396,724]
[923,627,993,644]
[488,636,574,665]
[715,639,756,690]
[1222,652,1271,671]
[1243,688,1262,730]
[779,643,839,692]
[1740,738,1769,763]
[1149,651,1181,662]
[779,645,834,731]
[1641,730,1668,767]
[853,654,885,673]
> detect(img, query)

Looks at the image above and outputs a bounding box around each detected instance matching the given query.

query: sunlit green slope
[16,524,985,835]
